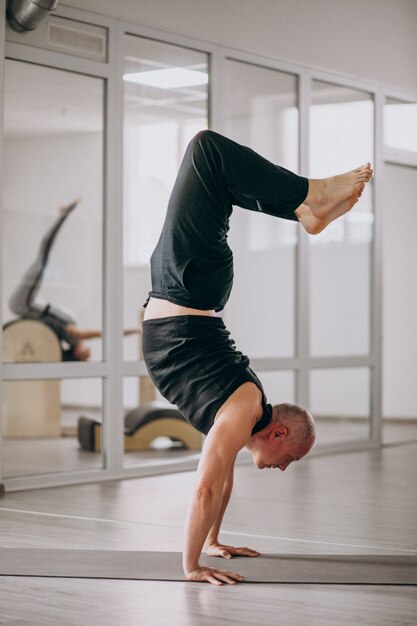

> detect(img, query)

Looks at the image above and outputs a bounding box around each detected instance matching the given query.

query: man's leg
[169,130,372,233]
[169,130,309,222]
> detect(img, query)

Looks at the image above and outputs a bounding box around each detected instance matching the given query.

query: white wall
[382,164,417,419]
[62,0,417,92]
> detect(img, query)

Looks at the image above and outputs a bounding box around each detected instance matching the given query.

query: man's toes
[355,163,372,177]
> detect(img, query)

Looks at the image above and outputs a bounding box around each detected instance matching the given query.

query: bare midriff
[143,297,216,321]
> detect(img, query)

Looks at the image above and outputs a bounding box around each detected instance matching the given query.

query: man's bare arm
[204,462,260,559]
[205,462,235,548]
[182,382,262,585]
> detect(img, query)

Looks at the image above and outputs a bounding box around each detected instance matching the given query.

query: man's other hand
[206,542,261,558]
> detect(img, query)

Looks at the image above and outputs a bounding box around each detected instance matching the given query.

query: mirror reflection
[122,35,209,363]
[309,81,374,357]
[2,59,104,363]
[121,35,209,467]
[224,60,299,359]
[122,376,203,468]
[310,367,371,444]
[2,377,103,477]
[384,97,417,153]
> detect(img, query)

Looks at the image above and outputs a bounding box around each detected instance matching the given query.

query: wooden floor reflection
[2,417,417,478]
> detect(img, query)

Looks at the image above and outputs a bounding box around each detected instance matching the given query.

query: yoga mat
[0,549,415,584]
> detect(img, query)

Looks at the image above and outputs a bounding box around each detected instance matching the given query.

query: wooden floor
[0,443,416,625]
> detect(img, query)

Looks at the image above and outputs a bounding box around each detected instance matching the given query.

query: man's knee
[188,129,217,153]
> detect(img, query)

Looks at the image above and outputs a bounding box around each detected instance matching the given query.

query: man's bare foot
[304,164,373,220]
[294,203,328,235]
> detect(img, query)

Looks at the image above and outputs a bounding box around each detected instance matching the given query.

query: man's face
[251,428,314,471]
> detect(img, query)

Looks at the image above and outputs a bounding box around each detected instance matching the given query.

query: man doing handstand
[142,130,373,585]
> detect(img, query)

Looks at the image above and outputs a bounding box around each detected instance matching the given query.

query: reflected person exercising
[141,130,373,585]
[9,199,141,360]
[8,199,93,361]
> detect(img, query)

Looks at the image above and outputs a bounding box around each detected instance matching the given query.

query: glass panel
[310,367,370,444]
[309,81,374,357]
[123,35,209,360]
[384,98,417,152]
[123,376,202,468]
[257,370,295,405]
[2,60,104,363]
[224,60,299,358]
[2,377,103,477]
[382,164,417,445]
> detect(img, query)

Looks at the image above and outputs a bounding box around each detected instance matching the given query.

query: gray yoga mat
[0,549,415,584]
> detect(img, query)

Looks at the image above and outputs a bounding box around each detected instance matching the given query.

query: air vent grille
[47,21,107,61]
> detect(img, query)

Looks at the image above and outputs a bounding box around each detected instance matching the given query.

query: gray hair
[271,403,316,443]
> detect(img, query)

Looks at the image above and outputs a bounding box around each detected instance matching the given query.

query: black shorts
[141,315,272,436]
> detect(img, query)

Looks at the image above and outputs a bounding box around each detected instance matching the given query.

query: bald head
[247,402,316,470]
[271,403,316,446]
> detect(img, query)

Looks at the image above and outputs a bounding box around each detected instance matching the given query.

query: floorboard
[0,443,416,625]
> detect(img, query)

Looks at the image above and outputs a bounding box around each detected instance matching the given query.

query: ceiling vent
[47,20,107,61]
[7,0,59,33]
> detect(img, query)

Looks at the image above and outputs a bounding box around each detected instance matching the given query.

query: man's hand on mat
[185,565,245,585]
[206,542,260,559]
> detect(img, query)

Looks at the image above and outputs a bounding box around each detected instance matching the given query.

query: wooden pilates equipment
[2,319,61,437]
[78,401,203,452]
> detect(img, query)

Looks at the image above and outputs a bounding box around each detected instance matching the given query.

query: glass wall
[122,35,209,467]
[122,376,202,468]
[384,98,417,153]
[257,370,295,405]
[0,9,394,489]
[310,368,370,444]
[2,60,104,362]
[1,58,105,479]
[2,377,103,477]
[123,35,209,362]
[224,59,299,360]
[307,81,374,444]
[309,81,374,358]
[382,163,417,444]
